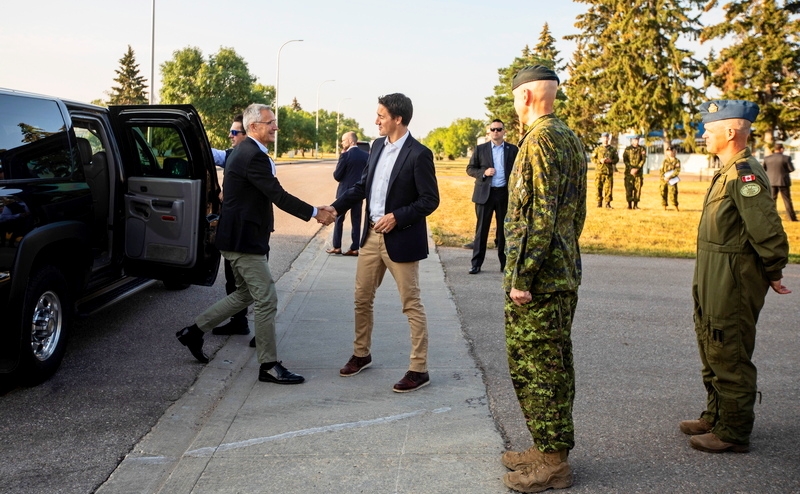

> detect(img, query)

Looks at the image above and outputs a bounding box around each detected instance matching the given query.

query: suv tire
[20,266,71,385]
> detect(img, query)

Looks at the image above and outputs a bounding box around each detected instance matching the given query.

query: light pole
[336,97,352,158]
[149,0,155,104]
[274,39,303,158]
[315,79,335,158]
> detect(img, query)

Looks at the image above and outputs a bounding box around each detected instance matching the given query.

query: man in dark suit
[327,131,369,256]
[466,119,518,274]
[329,93,439,393]
[763,142,797,221]
[176,103,334,384]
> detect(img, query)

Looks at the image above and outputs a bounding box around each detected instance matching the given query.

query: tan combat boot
[503,450,572,493]
[501,446,544,470]
[690,432,749,453]
[679,417,713,435]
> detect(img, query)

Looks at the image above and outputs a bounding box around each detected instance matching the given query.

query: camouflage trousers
[624,173,643,203]
[595,173,613,204]
[659,182,678,207]
[505,291,578,452]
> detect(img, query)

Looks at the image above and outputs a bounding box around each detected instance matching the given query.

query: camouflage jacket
[659,157,681,184]
[504,114,587,294]
[591,144,618,176]
[623,145,647,174]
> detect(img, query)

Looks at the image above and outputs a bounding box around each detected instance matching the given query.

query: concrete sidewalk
[97,231,509,493]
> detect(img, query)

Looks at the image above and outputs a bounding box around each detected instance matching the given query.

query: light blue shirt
[370,131,410,222]
[491,142,506,188]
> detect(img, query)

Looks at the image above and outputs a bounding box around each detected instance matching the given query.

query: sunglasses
[229,130,245,136]
[489,128,504,132]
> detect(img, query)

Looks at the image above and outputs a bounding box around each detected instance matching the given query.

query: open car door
[109,105,220,286]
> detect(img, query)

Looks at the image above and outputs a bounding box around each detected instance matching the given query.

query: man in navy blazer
[330,93,439,392]
[327,131,369,255]
[176,103,334,385]
[466,119,518,274]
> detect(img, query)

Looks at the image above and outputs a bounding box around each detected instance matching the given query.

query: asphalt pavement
[97,228,800,493]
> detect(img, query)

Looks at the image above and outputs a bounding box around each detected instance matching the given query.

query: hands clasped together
[315,205,337,226]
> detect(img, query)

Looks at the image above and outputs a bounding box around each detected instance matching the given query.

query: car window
[128,125,191,178]
[0,94,76,181]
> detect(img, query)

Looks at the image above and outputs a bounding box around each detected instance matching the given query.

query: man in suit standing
[327,131,369,256]
[466,119,518,274]
[763,142,797,221]
[176,103,335,384]
[330,93,439,392]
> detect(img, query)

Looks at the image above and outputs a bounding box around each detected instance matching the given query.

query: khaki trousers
[195,250,278,364]
[353,229,428,372]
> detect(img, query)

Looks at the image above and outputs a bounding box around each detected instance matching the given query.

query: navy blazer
[466,140,519,204]
[331,134,439,263]
[333,146,369,197]
[216,138,313,255]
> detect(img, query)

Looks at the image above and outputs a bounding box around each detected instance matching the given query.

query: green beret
[699,99,759,124]
[512,65,560,89]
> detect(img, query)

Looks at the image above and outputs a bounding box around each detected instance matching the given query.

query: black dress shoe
[468,266,481,274]
[212,318,250,335]
[259,362,304,384]
[176,326,209,363]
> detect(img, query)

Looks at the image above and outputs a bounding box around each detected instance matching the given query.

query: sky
[0,0,592,139]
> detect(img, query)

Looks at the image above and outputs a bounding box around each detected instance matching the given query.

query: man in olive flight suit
[591,132,618,208]
[500,65,586,493]
[623,135,647,209]
[681,99,791,454]
[659,146,681,211]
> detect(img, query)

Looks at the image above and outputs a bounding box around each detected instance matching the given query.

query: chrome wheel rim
[30,290,62,361]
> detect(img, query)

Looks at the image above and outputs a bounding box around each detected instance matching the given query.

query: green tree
[160,46,273,149]
[277,107,315,157]
[422,118,484,160]
[108,45,148,105]
[534,23,564,73]
[423,127,448,161]
[702,0,800,149]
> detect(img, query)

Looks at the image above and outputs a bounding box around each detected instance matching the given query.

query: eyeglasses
[489,128,504,132]
[254,120,277,126]
[229,130,245,136]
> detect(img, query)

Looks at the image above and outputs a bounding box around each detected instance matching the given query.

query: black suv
[0,88,221,384]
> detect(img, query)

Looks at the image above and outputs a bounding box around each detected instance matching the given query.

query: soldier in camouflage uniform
[591,132,618,208]
[681,100,791,454]
[659,147,681,211]
[500,65,586,493]
[623,135,647,209]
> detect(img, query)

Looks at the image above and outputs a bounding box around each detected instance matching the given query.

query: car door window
[129,125,191,178]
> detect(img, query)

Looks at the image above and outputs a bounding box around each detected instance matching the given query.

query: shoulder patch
[740,183,761,197]
[741,174,756,183]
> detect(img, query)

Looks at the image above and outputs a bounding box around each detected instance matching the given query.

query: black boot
[176,324,209,363]
[597,200,603,208]
[627,201,632,210]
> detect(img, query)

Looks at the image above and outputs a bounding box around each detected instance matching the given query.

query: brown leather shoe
[342,249,359,256]
[689,432,749,453]
[340,354,372,376]
[679,417,713,435]
[392,370,430,393]
[326,248,342,254]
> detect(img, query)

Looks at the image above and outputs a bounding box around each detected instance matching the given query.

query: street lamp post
[315,79,335,158]
[274,39,303,158]
[149,0,155,104]
[336,97,352,158]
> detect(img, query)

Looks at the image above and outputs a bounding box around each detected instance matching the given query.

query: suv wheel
[20,266,71,385]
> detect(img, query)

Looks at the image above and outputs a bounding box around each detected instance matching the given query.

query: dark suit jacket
[763,152,795,187]
[466,140,518,204]
[333,146,369,197]
[331,134,439,263]
[216,137,313,255]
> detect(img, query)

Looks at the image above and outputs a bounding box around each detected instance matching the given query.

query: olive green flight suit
[623,145,646,205]
[591,144,618,205]
[659,157,681,208]
[693,148,788,446]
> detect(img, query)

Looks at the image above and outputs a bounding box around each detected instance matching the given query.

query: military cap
[699,99,759,124]
[630,134,641,139]
[601,132,609,137]
[512,65,560,89]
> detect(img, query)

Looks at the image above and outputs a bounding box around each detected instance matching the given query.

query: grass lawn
[429,158,800,264]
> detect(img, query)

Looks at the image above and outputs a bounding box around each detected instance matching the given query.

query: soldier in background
[591,132,618,208]
[500,65,586,493]
[659,146,681,211]
[681,99,790,454]
[623,135,647,209]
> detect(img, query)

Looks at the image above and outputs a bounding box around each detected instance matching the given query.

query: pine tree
[533,23,564,72]
[108,45,148,105]
[702,0,800,148]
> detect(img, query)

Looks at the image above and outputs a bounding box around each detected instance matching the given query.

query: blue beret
[699,100,759,124]
[601,132,609,137]
[512,65,560,89]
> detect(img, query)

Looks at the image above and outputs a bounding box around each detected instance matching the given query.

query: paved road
[0,161,339,494]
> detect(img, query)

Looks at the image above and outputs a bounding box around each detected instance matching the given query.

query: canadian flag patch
[741,174,756,183]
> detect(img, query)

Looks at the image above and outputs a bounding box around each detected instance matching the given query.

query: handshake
[315,205,337,225]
